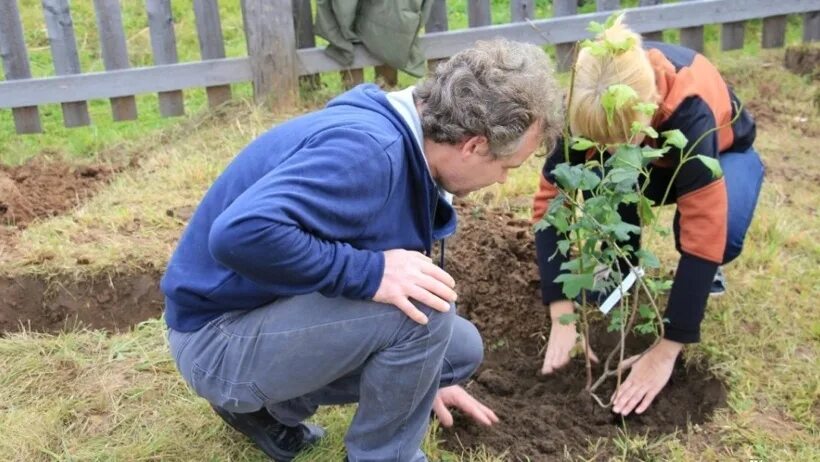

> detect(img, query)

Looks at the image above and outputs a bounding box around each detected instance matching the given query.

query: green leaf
[557,239,571,256]
[608,309,625,332]
[636,249,660,269]
[604,12,622,29]
[695,154,724,179]
[621,192,640,204]
[558,313,580,325]
[630,121,643,137]
[601,84,639,125]
[571,136,597,151]
[583,40,609,57]
[638,304,656,320]
[640,125,659,139]
[533,217,550,233]
[635,322,656,335]
[608,145,643,170]
[661,129,688,150]
[560,257,587,272]
[633,102,659,117]
[646,277,673,294]
[608,222,641,241]
[587,21,606,35]
[641,146,669,161]
[606,36,636,55]
[607,167,639,185]
[553,164,600,191]
[638,196,655,224]
[555,272,596,299]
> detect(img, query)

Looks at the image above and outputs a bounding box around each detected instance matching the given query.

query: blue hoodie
[161,84,457,332]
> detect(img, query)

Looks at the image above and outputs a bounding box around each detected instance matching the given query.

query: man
[162,38,562,461]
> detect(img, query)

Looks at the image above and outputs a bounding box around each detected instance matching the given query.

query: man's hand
[373,249,456,325]
[612,338,683,415]
[541,300,598,374]
[433,385,499,427]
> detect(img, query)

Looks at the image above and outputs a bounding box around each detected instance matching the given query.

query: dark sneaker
[710,266,727,297]
[211,405,325,462]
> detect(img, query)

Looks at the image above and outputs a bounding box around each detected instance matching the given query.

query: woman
[532,18,764,415]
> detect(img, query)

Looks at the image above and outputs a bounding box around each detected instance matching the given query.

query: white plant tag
[599,267,645,315]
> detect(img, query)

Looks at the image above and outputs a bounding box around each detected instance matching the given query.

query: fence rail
[1,0,818,134]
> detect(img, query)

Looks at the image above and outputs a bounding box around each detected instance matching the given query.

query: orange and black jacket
[532,42,756,343]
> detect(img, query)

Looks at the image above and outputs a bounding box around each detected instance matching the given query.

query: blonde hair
[569,17,658,144]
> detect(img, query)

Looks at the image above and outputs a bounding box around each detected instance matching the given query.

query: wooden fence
[0,0,818,134]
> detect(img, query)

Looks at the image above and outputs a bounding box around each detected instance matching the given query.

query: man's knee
[424,304,456,346]
[442,317,484,385]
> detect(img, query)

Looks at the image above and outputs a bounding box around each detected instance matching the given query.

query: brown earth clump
[0,158,115,228]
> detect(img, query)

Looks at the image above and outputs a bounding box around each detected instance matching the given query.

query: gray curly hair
[415,38,562,158]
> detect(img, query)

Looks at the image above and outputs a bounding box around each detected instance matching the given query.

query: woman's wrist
[549,299,575,321]
[655,338,684,359]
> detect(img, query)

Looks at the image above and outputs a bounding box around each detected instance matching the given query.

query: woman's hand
[541,300,598,374]
[612,339,683,415]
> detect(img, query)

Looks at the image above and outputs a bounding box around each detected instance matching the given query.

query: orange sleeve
[676,178,728,263]
[531,173,560,224]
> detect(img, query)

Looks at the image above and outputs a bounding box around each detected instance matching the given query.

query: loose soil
[439,203,726,460]
[784,44,819,79]
[0,176,726,457]
[0,271,164,333]
[0,157,116,228]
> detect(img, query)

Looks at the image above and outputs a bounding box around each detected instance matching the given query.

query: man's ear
[461,135,489,159]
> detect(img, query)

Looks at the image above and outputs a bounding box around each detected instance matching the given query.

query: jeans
[720,146,765,264]
[168,292,483,462]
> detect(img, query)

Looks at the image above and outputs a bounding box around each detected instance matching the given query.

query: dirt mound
[0,270,164,334]
[785,44,819,79]
[0,158,115,227]
[439,203,726,459]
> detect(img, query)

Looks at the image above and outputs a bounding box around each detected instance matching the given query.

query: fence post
[293,0,320,89]
[425,0,449,72]
[146,0,184,117]
[596,0,620,11]
[0,0,42,133]
[679,0,704,52]
[469,0,491,27]
[553,0,576,72]
[762,15,787,48]
[638,0,663,42]
[194,0,232,108]
[722,21,746,50]
[93,0,137,121]
[243,0,298,109]
[42,0,91,128]
[511,0,534,22]
[805,12,820,42]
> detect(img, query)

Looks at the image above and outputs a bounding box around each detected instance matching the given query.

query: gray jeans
[168,292,483,462]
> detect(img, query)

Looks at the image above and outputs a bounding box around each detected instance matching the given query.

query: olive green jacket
[314,0,433,77]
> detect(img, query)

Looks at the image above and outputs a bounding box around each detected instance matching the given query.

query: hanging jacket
[314,0,433,77]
